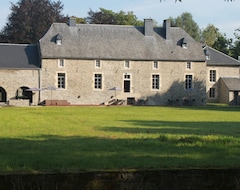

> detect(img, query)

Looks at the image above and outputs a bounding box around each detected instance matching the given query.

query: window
[96,60,101,68]
[185,75,192,89]
[56,34,62,45]
[94,74,102,89]
[182,38,188,49]
[209,88,215,98]
[124,74,131,93]
[125,60,130,68]
[187,62,191,69]
[210,70,216,82]
[58,73,65,89]
[124,74,130,79]
[152,75,160,90]
[58,59,64,67]
[153,61,158,69]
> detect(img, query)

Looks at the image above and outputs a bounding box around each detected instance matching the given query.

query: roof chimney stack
[144,19,153,36]
[163,19,171,40]
[68,17,76,27]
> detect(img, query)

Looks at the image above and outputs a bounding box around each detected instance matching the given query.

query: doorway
[0,87,7,102]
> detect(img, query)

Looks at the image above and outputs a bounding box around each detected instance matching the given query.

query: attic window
[56,34,63,45]
[205,49,210,60]
[182,38,188,49]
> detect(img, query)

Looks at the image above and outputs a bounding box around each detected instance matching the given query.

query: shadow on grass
[102,120,240,136]
[1,119,240,173]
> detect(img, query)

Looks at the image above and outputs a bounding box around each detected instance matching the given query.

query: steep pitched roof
[0,44,40,69]
[221,77,240,91]
[39,20,205,61]
[203,46,240,66]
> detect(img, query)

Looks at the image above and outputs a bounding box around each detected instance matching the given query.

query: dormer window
[56,34,62,45]
[182,38,188,49]
[205,49,210,60]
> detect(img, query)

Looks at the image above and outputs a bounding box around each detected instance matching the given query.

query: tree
[170,12,201,41]
[212,34,232,55]
[86,8,143,26]
[201,24,220,46]
[0,0,67,44]
[229,28,240,59]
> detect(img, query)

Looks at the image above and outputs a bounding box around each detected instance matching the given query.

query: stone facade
[0,69,40,105]
[40,59,206,106]
[206,66,240,103]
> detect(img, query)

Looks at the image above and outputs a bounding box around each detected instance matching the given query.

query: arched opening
[0,87,7,102]
[16,87,33,103]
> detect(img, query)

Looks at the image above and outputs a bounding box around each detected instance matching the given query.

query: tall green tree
[170,12,201,41]
[86,8,143,26]
[230,28,240,59]
[201,24,220,46]
[0,0,67,44]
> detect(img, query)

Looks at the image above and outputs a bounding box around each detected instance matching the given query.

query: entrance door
[0,87,7,102]
[233,91,239,105]
[124,80,130,92]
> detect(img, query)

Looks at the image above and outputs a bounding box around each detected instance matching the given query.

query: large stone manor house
[0,18,240,106]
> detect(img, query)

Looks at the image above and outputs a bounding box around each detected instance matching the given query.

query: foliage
[229,28,240,59]
[0,0,67,44]
[0,106,240,173]
[170,12,201,41]
[86,8,143,26]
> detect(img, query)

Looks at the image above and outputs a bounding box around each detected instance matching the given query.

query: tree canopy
[0,0,67,44]
[86,8,143,26]
[170,12,200,41]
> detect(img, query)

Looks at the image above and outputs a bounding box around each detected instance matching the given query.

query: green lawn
[0,105,240,173]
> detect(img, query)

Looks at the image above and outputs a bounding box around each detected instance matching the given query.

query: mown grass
[0,105,240,173]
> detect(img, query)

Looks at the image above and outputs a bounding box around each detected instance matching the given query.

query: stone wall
[0,169,239,190]
[206,66,240,103]
[41,59,207,106]
[0,69,40,105]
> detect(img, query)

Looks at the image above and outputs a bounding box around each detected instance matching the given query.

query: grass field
[0,105,240,173]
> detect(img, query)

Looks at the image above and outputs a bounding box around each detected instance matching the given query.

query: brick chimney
[144,19,153,36]
[163,19,171,40]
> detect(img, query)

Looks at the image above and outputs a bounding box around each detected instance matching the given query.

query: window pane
[185,75,192,89]
[94,74,102,89]
[210,70,216,82]
[96,60,100,67]
[152,75,160,89]
[209,88,215,98]
[58,73,65,88]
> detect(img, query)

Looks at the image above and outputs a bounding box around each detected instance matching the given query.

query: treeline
[0,0,239,59]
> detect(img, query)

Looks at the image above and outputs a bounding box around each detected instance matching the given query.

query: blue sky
[1,0,240,39]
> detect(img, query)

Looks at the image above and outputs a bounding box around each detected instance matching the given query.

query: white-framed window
[94,74,102,89]
[58,59,64,67]
[210,70,216,82]
[209,88,216,98]
[153,61,158,69]
[58,73,66,89]
[182,38,188,49]
[124,60,130,68]
[123,73,131,93]
[56,34,62,45]
[95,60,101,68]
[56,39,62,45]
[185,74,193,89]
[152,74,160,90]
[186,62,191,69]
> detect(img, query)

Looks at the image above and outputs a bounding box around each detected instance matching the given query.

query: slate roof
[39,20,206,61]
[0,43,40,69]
[221,77,240,91]
[203,46,240,66]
